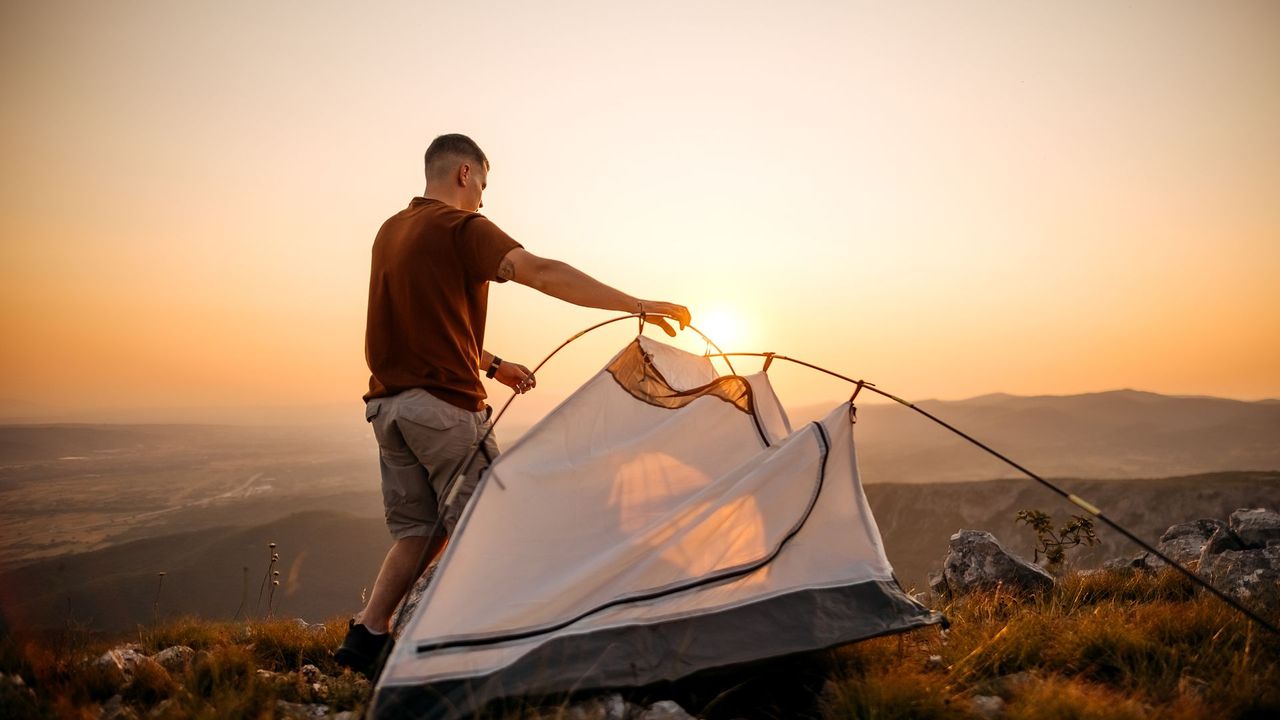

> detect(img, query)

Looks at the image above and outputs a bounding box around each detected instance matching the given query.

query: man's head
[423,134,489,212]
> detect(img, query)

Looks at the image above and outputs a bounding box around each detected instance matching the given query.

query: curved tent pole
[439,313,731,502]
[704,351,1280,638]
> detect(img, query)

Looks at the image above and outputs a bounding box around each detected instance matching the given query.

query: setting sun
[694,306,749,353]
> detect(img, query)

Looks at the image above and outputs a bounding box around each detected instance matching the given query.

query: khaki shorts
[364,388,500,540]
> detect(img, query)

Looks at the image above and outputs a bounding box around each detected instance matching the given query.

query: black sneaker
[335,619,394,678]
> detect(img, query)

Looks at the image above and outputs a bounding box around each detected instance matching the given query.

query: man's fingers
[516,369,536,393]
[647,316,676,337]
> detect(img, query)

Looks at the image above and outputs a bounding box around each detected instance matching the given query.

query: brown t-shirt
[363,197,522,411]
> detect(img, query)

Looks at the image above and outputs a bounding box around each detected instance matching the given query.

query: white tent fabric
[372,336,942,718]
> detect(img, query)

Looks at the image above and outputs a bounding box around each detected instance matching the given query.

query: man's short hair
[424,134,489,181]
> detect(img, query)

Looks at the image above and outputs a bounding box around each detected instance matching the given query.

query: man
[335,134,691,675]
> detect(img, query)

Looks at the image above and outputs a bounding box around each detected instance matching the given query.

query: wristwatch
[486,356,503,379]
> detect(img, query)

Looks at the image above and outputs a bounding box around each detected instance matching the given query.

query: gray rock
[99,694,140,720]
[564,692,635,720]
[941,530,1054,595]
[299,664,323,684]
[928,571,947,596]
[1105,549,1176,573]
[968,694,1005,719]
[275,700,331,719]
[1158,519,1225,565]
[1229,508,1280,549]
[94,648,162,687]
[1,673,39,717]
[639,700,694,720]
[152,646,194,673]
[995,671,1034,696]
[1200,545,1280,611]
[99,694,122,720]
[1102,555,1138,571]
[1200,526,1247,568]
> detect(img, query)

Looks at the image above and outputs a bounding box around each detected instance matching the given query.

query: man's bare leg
[357,533,447,633]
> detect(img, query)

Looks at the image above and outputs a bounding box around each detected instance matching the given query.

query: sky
[1,0,1278,427]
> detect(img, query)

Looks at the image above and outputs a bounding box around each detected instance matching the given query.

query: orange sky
[1,1,1277,426]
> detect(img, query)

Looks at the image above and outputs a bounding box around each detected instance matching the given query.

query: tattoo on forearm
[497,257,515,281]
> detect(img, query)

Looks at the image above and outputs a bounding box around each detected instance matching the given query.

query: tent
[371,336,944,718]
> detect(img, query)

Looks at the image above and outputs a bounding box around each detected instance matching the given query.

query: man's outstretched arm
[498,248,691,335]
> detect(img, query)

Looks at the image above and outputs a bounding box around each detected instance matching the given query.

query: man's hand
[637,301,691,337]
[494,360,536,394]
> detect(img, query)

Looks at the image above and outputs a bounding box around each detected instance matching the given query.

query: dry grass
[1,616,369,719]
[821,569,1280,720]
[2,568,1276,719]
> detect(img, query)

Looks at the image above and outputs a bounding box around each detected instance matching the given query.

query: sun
[695,307,747,351]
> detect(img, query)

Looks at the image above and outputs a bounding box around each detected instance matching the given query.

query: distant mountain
[788,389,1280,483]
[1,388,1276,571]
[0,510,388,633]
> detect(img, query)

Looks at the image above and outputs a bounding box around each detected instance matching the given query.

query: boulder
[563,692,635,720]
[1158,519,1225,565]
[1199,545,1280,611]
[94,648,163,687]
[275,700,330,719]
[940,530,1054,595]
[1,673,39,718]
[994,671,1035,697]
[1103,517,1245,574]
[638,700,695,720]
[99,694,139,720]
[928,571,946,596]
[968,694,1005,719]
[1200,526,1246,567]
[1229,508,1280,549]
[1104,551,1165,573]
[152,646,194,674]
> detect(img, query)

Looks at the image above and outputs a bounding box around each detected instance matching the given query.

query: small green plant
[1016,509,1099,572]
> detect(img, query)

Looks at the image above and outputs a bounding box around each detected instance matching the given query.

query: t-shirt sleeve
[455,214,523,283]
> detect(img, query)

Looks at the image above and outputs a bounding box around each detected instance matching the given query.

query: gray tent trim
[373,579,941,719]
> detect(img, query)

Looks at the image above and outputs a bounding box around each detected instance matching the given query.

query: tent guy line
[704,350,1280,639]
